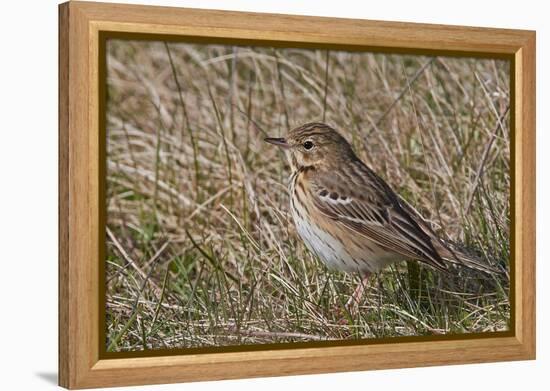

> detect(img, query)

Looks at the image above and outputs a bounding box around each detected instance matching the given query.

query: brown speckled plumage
[265,122,496,308]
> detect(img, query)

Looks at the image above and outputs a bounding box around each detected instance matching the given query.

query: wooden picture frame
[59,1,536,388]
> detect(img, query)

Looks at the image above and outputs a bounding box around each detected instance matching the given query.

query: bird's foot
[331,273,371,325]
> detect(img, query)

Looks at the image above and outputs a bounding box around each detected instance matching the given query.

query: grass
[104,39,510,352]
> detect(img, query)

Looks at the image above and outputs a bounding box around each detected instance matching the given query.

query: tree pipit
[265,122,498,315]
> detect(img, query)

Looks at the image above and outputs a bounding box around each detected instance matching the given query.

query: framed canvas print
[58,1,536,389]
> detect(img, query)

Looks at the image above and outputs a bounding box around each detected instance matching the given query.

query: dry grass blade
[107,227,161,293]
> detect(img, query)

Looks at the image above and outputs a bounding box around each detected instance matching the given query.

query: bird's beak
[264,137,290,149]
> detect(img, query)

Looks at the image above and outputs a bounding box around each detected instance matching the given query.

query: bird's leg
[345,272,371,314]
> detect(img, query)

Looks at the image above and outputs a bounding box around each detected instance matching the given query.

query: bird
[264,122,497,313]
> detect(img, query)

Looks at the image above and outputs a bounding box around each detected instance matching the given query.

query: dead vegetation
[105,40,510,352]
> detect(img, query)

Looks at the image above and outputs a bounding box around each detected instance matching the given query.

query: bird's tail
[396,196,504,275]
[434,240,503,274]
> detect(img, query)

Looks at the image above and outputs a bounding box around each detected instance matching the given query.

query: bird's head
[265,122,356,171]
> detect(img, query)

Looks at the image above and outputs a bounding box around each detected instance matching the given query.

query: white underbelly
[291,203,395,273]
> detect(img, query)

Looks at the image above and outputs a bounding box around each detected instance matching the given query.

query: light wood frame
[59,1,536,388]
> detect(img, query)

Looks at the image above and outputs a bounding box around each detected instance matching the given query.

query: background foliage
[105,40,510,352]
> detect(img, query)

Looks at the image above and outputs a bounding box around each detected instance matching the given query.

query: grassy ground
[105,39,510,352]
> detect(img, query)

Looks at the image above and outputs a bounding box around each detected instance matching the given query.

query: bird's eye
[303,141,314,150]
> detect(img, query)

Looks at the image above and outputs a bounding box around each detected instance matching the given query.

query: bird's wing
[309,164,447,271]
